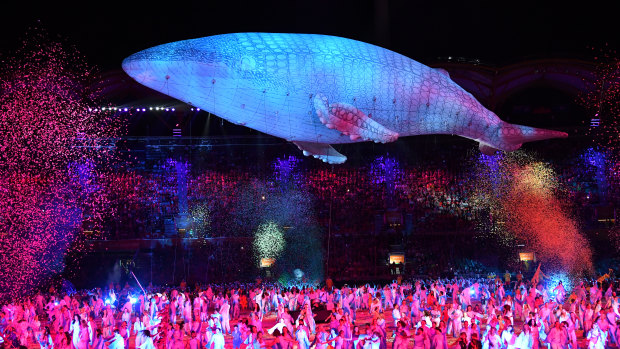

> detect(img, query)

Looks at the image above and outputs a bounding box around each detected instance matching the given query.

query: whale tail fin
[480,123,568,155]
[501,122,569,144]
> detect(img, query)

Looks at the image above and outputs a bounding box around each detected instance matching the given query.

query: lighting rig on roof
[87,106,202,112]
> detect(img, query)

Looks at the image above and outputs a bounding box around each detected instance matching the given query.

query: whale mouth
[121,55,158,85]
[122,52,233,89]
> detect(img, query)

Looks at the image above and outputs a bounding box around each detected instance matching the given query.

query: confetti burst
[228,180,324,281]
[511,162,558,196]
[0,27,124,300]
[578,45,620,152]
[576,46,620,208]
[469,151,593,275]
[188,202,211,239]
[610,225,620,253]
[253,221,286,261]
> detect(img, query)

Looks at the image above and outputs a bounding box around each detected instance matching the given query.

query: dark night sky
[2,0,617,70]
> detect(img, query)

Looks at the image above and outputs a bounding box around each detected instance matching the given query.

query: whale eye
[240,56,256,71]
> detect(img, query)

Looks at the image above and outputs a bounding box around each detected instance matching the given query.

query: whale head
[122,37,237,103]
[122,34,288,106]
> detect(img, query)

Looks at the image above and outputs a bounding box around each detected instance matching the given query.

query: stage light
[142,108,146,112]
[172,108,175,111]
[149,107,153,110]
[124,108,128,112]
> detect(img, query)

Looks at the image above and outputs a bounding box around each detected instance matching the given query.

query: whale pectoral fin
[479,143,499,155]
[293,141,347,164]
[313,93,399,144]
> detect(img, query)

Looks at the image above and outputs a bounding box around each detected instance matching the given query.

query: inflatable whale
[122,33,567,163]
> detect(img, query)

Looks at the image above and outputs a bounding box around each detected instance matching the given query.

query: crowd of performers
[0,273,619,349]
